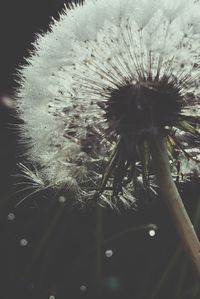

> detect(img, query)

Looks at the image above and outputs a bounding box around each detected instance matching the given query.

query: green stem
[150,247,182,299]
[96,204,103,295]
[177,198,200,298]
[150,135,200,279]
[175,256,188,298]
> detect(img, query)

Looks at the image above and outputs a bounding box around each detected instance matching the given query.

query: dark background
[0,1,200,298]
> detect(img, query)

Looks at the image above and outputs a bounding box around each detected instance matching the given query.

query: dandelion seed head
[104,81,183,139]
[16,0,200,207]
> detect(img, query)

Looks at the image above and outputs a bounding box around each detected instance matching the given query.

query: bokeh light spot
[58,196,66,203]
[105,249,113,258]
[8,213,15,221]
[105,276,121,292]
[148,229,156,237]
[20,239,28,246]
[80,285,87,292]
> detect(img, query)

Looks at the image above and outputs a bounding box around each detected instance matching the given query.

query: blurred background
[0,1,200,298]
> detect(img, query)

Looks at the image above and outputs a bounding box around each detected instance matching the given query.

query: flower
[16,0,200,208]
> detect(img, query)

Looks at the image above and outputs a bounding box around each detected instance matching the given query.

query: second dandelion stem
[150,135,200,279]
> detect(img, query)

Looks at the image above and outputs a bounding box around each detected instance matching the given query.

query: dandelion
[16,0,200,276]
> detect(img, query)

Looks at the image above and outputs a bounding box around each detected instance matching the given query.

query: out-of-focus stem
[96,204,103,295]
[150,135,200,279]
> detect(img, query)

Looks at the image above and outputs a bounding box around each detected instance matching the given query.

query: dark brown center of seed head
[104,80,183,138]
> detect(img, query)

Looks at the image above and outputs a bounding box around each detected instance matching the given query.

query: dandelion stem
[96,204,103,294]
[149,247,182,299]
[150,135,200,279]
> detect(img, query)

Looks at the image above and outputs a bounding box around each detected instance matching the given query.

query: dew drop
[148,229,156,237]
[182,142,188,147]
[105,249,113,258]
[7,213,15,221]
[58,196,66,203]
[80,285,87,292]
[20,239,28,246]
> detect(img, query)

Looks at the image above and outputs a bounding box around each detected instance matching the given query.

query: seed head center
[105,80,183,138]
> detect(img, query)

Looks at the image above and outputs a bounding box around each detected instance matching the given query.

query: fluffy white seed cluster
[16,0,200,207]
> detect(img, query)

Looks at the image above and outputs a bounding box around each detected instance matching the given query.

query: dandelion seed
[15,0,200,277]
[16,0,200,208]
